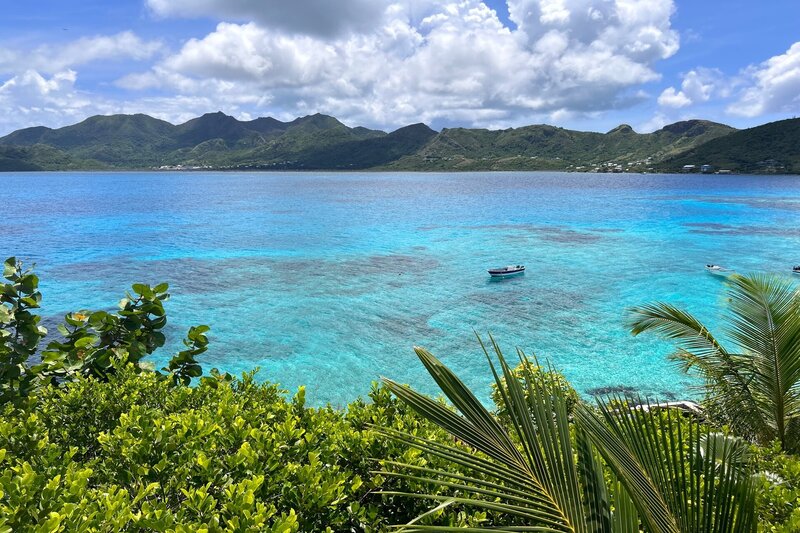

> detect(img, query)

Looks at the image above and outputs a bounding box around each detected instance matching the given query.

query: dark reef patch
[585,385,639,396]
[373,312,440,340]
[49,256,281,296]
[663,195,800,212]
[535,227,603,244]
[52,251,440,298]
[467,284,586,315]
[424,223,607,245]
[703,197,800,212]
[684,222,800,237]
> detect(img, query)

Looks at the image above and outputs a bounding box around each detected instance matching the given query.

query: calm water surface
[4,171,800,405]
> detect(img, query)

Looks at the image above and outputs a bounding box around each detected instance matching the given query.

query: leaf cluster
[0,257,212,404]
[0,367,498,531]
[627,273,800,452]
[380,337,758,532]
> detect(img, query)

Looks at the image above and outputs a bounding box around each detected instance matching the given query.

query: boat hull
[488,269,525,278]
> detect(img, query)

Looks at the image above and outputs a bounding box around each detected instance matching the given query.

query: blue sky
[0,0,798,135]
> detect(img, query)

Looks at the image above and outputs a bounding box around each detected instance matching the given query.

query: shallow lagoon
[4,171,800,405]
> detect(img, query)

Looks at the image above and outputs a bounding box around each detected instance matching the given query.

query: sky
[0,0,799,136]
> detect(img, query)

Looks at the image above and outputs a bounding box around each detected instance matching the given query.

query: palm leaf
[378,341,598,531]
[377,339,757,532]
[578,398,757,533]
[626,296,766,445]
[724,274,800,450]
[627,273,800,451]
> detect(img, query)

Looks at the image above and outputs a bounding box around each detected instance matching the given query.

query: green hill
[166,114,387,169]
[172,112,259,148]
[2,112,796,173]
[662,118,800,173]
[297,123,437,169]
[386,119,735,171]
[0,144,105,171]
[0,112,388,170]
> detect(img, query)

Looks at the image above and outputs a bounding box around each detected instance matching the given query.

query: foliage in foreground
[0,365,505,531]
[0,257,504,530]
[380,338,758,532]
[2,258,800,530]
[1,360,798,532]
[0,257,208,404]
[751,441,800,532]
[627,273,800,452]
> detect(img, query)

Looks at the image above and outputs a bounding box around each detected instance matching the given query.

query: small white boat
[705,264,733,277]
[488,264,525,278]
[792,266,800,275]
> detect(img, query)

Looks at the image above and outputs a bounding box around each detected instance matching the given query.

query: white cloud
[0,32,162,75]
[0,70,94,133]
[162,23,337,86]
[637,111,671,132]
[654,42,800,121]
[0,68,261,135]
[728,41,800,117]
[657,68,722,108]
[0,1,684,134]
[507,0,679,61]
[122,0,679,130]
[145,0,396,38]
[657,87,690,108]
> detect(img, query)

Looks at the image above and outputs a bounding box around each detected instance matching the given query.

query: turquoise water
[4,171,800,406]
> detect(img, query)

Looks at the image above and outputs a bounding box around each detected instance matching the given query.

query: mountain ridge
[1,113,797,173]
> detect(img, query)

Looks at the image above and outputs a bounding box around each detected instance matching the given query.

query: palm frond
[626,294,770,446]
[379,340,597,532]
[579,398,757,533]
[610,478,639,533]
[723,274,800,450]
[377,339,758,532]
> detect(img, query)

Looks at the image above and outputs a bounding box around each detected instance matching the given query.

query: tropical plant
[490,358,581,419]
[0,256,212,403]
[163,324,210,385]
[0,258,48,404]
[749,440,800,530]
[378,337,757,531]
[0,362,505,531]
[627,273,800,452]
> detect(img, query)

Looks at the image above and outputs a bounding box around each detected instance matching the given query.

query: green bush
[751,442,800,532]
[0,366,495,531]
[2,258,798,530]
[0,257,211,405]
[0,258,493,530]
[490,358,581,418]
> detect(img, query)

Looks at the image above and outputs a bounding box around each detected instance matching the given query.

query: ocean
[4,171,800,406]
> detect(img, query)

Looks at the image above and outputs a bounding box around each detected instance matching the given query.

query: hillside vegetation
[1,112,799,173]
[0,144,105,171]
[663,117,800,173]
[388,119,734,171]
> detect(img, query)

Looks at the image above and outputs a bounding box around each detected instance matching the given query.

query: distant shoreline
[3,168,799,176]
[1,112,797,174]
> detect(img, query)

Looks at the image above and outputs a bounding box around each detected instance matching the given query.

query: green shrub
[490,358,581,418]
[0,367,493,531]
[0,256,212,405]
[2,259,797,530]
[751,441,800,532]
